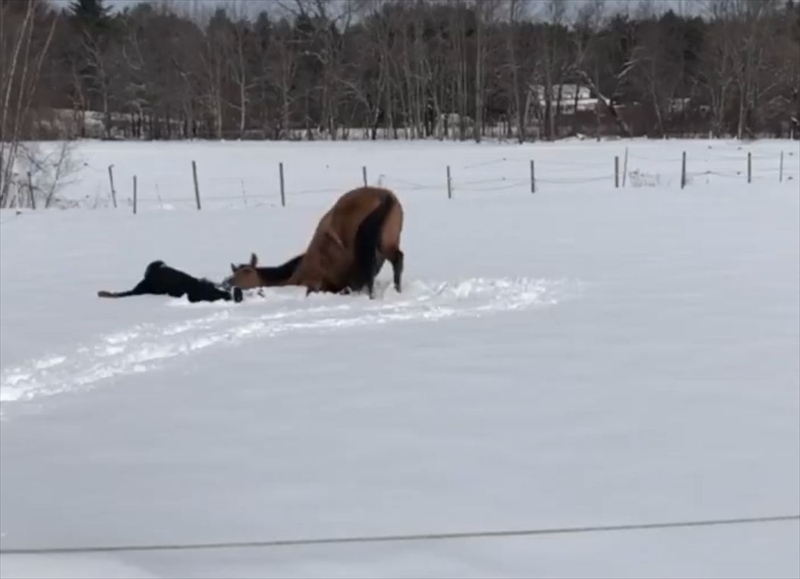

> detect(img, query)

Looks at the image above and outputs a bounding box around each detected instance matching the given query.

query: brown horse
[223,186,404,299]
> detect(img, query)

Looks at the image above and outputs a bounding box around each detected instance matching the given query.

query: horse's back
[330,186,403,248]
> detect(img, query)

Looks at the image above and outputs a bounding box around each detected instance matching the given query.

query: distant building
[528,84,596,115]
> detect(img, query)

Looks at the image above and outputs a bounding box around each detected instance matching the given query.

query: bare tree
[79,29,120,139]
[0,0,58,208]
[500,0,536,142]
[572,6,637,138]
[20,139,82,208]
[472,0,502,142]
[697,12,736,136]
[628,2,677,136]
[569,0,606,137]
[252,15,296,139]
[221,3,257,138]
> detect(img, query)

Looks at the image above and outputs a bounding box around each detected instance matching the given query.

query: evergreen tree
[68,0,113,33]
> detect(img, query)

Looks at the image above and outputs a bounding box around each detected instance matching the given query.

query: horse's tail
[353,192,395,297]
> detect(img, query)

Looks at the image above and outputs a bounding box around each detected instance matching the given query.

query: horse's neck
[257,254,304,286]
[256,266,292,286]
[286,258,314,285]
[290,243,351,288]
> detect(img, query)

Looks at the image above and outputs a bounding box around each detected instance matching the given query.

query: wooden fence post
[107,164,117,208]
[614,156,619,188]
[622,146,629,187]
[446,165,452,199]
[362,166,368,187]
[779,151,784,183]
[747,152,752,184]
[191,160,201,210]
[133,175,138,215]
[27,171,35,209]
[681,151,687,189]
[530,160,536,194]
[279,162,286,207]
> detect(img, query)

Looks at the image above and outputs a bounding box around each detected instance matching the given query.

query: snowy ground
[1,138,799,578]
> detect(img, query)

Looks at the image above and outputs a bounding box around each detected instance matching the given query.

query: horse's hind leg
[386,248,404,293]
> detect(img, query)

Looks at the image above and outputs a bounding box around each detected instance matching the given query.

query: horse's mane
[256,253,305,284]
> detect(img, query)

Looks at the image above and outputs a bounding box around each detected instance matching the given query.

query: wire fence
[1,513,797,556]
[5,144,797,213]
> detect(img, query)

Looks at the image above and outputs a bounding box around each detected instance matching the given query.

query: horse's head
[222,252,263,290]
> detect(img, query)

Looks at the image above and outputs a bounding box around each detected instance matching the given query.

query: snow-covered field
[1,138,799,578]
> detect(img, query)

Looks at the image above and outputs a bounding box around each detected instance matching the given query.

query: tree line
[3,0,799,145]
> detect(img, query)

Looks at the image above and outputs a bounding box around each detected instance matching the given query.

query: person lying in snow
[97,260,243,304]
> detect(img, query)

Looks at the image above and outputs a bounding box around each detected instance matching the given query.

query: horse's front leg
[304,280,327,297]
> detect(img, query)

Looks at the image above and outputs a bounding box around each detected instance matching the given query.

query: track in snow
[0,277,583,413]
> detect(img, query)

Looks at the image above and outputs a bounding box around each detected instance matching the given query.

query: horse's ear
[250,252,258,267]
[230,263,236,273]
